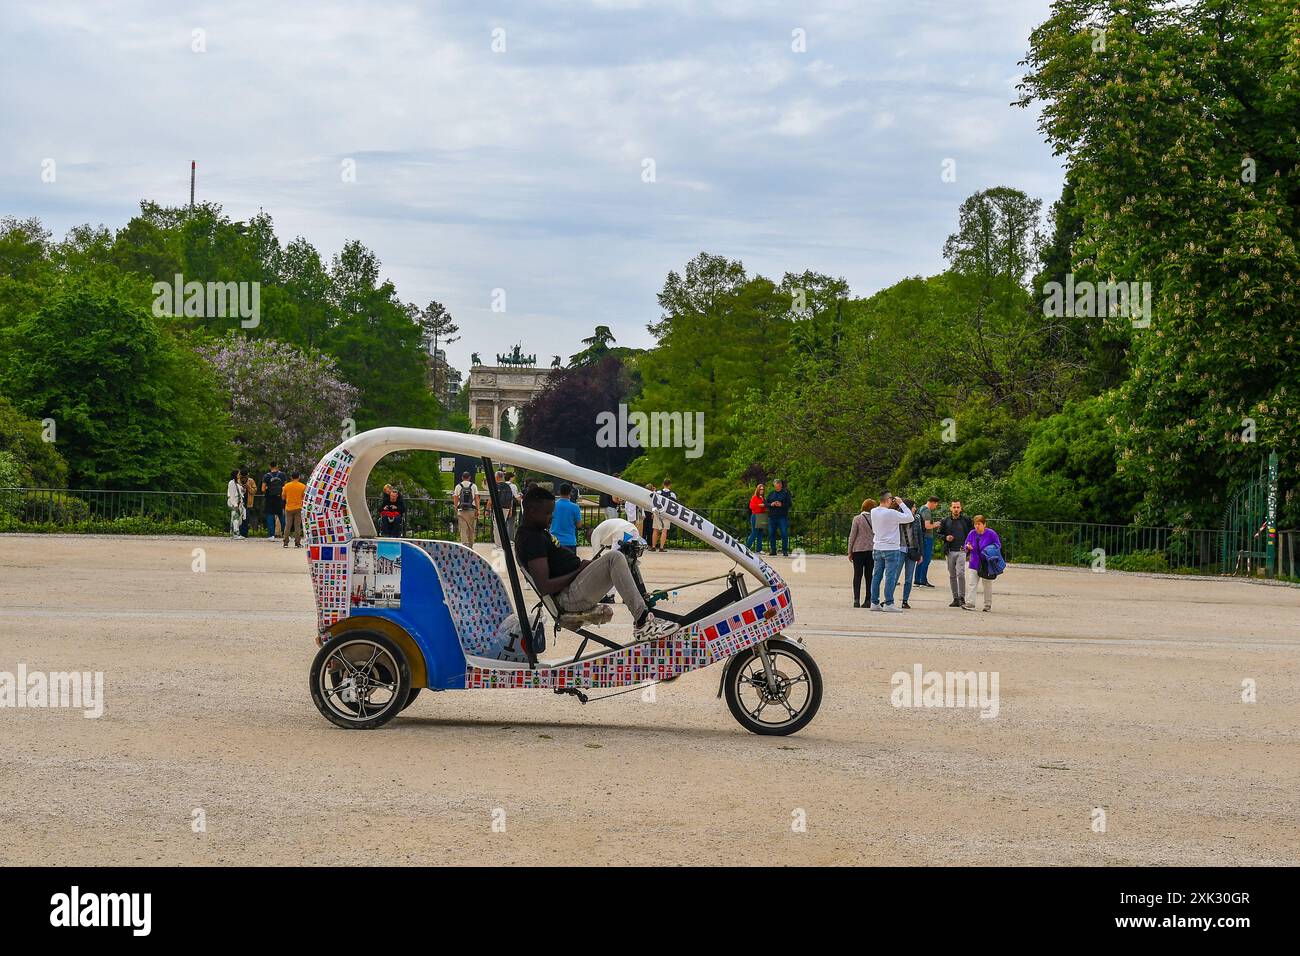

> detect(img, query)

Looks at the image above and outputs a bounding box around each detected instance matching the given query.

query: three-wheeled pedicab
[303,428,822,735]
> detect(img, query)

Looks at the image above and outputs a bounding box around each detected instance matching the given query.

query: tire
[310,631,411,729]
[401,687,421,711]
[723,637,822,736]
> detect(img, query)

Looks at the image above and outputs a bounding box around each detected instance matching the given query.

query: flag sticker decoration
[465,587,793,689]
[305,447,356,633]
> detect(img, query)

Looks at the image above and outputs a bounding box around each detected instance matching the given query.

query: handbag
[906,527,921,561]
[754,511,769,531]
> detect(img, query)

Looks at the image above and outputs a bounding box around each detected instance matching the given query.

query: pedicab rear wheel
[723,637,822,736]
[310,631,411,729]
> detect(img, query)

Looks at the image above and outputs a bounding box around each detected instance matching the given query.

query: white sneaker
[633,612,677,641]
[882,605,903,613]
[869,604,883,612]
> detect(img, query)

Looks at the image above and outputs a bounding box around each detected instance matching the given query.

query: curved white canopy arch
[322,427,783,588]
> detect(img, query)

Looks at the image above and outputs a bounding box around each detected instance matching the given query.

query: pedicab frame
[303,427,821,734]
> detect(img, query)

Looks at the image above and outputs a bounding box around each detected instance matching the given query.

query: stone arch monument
[467,345,555,439]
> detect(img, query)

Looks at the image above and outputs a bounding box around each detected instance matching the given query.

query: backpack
[457,482,476,510]
[497,484,514,511]
[265,472,284,498]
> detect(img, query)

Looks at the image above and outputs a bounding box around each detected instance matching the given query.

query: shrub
[17,491,91,524]
[1106,550,1170,573]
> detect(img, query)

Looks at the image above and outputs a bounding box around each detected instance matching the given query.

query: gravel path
[1,535,1296,865]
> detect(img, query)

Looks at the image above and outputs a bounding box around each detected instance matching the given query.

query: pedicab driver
[516,486,677,641]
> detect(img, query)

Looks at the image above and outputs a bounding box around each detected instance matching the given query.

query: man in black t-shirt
[516,486,675,642]
[937,500,975,608]
[261,463,287,539]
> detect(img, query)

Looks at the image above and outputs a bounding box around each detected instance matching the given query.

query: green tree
[1019,0,1300,523]
[0,282,231,489]
[569,324,616,365]
[0,394,68,486]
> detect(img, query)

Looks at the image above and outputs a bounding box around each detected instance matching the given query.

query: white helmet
[590,517,645,553]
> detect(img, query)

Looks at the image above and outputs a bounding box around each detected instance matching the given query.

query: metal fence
[0,487,231,529]
[1,487,1295,578]
[675,510,1224,573]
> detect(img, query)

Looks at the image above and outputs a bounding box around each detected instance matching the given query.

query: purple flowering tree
[198,333,359,475]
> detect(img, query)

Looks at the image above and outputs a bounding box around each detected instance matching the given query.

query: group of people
[225,464,307,547]
[744,480,794,556]
[552,475,681,554]
[378,470,686,553]
[847,496,1005,611]
[446,470,524,547]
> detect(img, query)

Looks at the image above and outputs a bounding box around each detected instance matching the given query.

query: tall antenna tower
[189,161,196,210]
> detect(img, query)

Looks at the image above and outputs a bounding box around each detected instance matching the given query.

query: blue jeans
[917,536,935,584]
[745,515,765,551]
[264,504,283,538]
[870,549,905,606]
[902,555,916,602]
[769,515,790,555]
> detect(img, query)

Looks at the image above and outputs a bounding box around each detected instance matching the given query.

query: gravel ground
[1,534,1297,866]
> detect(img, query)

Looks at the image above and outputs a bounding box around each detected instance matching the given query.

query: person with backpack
[452,472,479,547]
[261,463,287,540]
[963,515,1004,612]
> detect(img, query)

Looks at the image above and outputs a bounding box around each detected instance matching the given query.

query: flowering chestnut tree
[199,333,358,474]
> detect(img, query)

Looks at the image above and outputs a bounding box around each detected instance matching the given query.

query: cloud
[0,0,1062,372]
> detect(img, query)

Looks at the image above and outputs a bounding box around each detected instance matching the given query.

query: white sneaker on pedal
[633,612,677,641]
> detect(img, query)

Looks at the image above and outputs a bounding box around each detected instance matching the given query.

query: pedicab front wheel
[310,631,411,730]
[723,637,822,736]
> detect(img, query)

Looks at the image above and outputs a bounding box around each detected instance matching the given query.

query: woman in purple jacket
[962,515,1002,612]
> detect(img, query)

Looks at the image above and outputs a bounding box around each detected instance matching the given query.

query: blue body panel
[351,542,467,690]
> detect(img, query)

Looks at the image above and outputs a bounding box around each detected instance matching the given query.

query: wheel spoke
[329,652,363,679]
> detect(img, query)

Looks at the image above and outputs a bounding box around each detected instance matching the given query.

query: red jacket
[749,494,766,515]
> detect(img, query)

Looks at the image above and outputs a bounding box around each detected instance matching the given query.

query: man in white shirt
[868,493,913,611]
[452,472,480,548]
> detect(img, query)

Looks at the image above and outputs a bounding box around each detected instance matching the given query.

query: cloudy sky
[0,0,1063,373]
